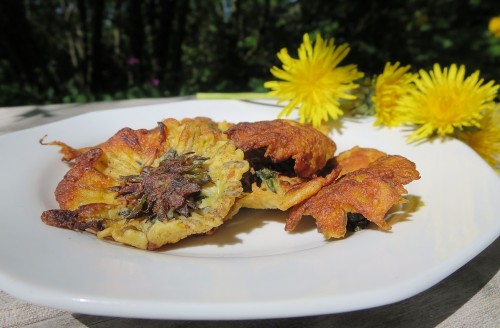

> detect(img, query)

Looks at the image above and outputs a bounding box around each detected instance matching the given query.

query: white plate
[0,100,498,320]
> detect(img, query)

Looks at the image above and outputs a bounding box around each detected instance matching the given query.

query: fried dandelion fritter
[335,146,387,176]
[41,116,422,250]
[41,117,249,250]
[226,119,336,178]
[286,154,421,239]
[225,119,338,213]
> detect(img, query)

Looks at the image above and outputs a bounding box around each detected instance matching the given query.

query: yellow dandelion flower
[372,62,418,127]
[458,104,500,172]
[489,16,500,37]
[398,63,499,141]
[264,33,364,128]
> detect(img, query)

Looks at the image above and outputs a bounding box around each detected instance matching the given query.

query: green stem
[195,92,273,100]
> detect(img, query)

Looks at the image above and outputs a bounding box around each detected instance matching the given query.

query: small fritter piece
[233,169,339,213]
[41,121,169,163]
[286,155,420,238]
[41,117,249,250]
[226,119,336,178]
[335,146,387,176]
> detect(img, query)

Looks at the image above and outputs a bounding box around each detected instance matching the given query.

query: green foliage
[0,0,499,106]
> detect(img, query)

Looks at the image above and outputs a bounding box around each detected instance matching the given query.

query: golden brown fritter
[286,155,420,239]
[225,119,336,178]
[52,124,170,210]
[231,170,339,214]
[335,146,387,176]
[41,122,168,163]
[41,115,422,249]
[224,119,339,215]
[41,117,249,250]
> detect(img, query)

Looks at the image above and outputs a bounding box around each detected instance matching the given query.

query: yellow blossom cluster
[489,16,500,37]
[457,103,500,170]
[374,63,498,138]
[373,62,499,170]
[264,33,500,171]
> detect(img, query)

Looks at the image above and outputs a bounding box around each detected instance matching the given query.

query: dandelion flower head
[398,63,499,141]
[458,104,500,171]
[372,62,418,127]
[489,16,500,37]
[264,33,364,128]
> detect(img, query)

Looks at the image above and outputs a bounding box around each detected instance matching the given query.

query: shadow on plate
[161,194,424,251]
[160,208,294,251]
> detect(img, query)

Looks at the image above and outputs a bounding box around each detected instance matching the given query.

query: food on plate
[41,117,249,250]
[225,119,336,178]
[227,168,340,218]
[225,119,338,213]
[41,116,420,250]
[335,146,387,176]
[285,154,421,238]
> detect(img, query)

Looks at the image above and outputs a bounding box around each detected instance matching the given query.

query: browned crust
[335,146,387,176]
[286,155,421,238]
[41,205,107,231]
[226,119,336,178]
[42,123,168,163]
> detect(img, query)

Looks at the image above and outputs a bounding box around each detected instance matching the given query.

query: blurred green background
[1,0,499,106]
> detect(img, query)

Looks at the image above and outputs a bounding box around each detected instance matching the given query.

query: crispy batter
[335,146,387,176]
[41,206,106,231]
[286,155,420,239]
[41,117,249,250]
[225,119,338,214]
[226,119,336,178]
[42,116,422,249]
[232,170,339,213]
[53,124,170,210]
[40,122,168,163]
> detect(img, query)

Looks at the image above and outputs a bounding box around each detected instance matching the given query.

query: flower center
[112,150,211,222]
